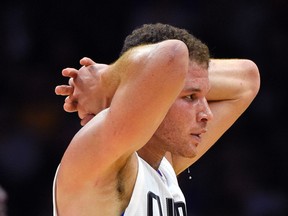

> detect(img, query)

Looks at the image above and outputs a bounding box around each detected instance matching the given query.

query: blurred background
[0,0,287,215]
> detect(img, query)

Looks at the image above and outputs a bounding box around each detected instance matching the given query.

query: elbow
[169,39,189,60]
[242,59,261,98]
[164,39,189,79]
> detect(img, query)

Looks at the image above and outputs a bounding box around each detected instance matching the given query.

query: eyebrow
[182,87,202,93]
[182,85,211,95]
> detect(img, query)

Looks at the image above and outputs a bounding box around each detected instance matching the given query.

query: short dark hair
[120,23,210,68]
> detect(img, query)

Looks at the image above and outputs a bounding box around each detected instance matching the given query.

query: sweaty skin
[55,41,260,215]
[56,40,190,215]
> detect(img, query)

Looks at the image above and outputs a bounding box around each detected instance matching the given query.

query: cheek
[163,103,198,134]
[156,108,188,139]
[153,113,174,141]
[168,102,195,124]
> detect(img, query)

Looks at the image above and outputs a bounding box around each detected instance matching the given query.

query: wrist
[101,65,120,106]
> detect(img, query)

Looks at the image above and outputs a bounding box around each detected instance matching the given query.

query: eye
[185,94,196,101]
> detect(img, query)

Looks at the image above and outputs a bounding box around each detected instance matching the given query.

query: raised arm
[171,59,261,174]
[57,40,189,185]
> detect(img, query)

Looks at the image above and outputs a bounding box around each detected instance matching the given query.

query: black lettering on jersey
[147,191,163,216]
[147,192,187,216]
[174,201,187,216]
[167,198,187,216]
[166,198,174,216]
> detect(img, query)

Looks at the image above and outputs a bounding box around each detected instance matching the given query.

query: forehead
[183,61,209,90]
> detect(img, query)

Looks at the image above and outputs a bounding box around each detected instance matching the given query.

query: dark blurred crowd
[0,0,287,215]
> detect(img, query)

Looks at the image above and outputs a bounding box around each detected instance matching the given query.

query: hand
[55,57,97,112]
[55,57,109,125]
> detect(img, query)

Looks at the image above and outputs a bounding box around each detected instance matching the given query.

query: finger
[80,57,96,66]
[63,103,77,113]
[80,114,95,126]
[64,96,75,104]
[55,85,74,96]
[68,78,74,86]
[62,68,78,78]
[63,97,78,112]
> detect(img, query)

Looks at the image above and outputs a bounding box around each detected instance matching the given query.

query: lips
[190,128,207,145]
[191,134,201,145]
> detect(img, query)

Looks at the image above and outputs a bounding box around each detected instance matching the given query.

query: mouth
[190,134,201,146]
[190,129,207,145]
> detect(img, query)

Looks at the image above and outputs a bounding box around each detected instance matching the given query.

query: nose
[197,98,213,122]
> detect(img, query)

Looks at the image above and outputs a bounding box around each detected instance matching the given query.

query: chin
[178,148,197,158]
[185,152,197,158]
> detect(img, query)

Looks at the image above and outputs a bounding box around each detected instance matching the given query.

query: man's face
[152,61,213,158]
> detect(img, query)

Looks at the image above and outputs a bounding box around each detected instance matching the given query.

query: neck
[137,143,166,170]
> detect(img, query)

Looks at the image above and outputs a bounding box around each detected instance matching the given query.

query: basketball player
[54,23,260,215]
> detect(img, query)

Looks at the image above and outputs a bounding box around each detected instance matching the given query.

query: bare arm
[57,40,189,185]
[170,59,261,174]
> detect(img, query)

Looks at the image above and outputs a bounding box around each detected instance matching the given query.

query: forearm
[207,59,260,102]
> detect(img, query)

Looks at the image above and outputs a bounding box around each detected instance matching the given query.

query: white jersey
[123,155,187,216]
[52,155,187,216]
